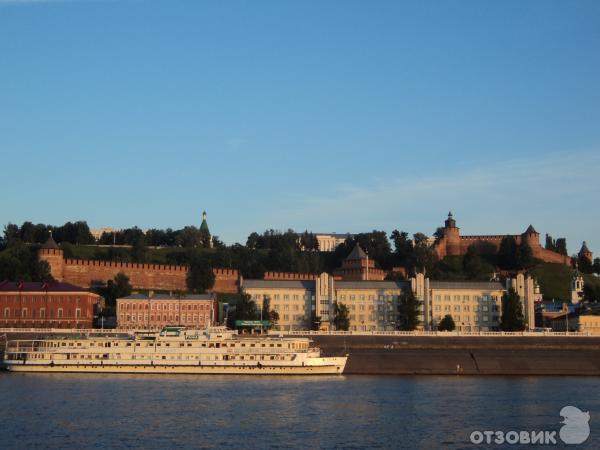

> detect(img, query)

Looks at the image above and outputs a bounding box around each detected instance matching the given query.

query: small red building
[0,280,101,329]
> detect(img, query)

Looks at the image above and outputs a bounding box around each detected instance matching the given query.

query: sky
[1,0,599,254]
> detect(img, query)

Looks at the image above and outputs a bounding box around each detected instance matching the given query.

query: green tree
[112,272,133,299]
[397,289,421,331]
[545,234,556,251]
[500,288,526,331]
[333,302,350,331]
[228,294,259,328]
[261,297,279,328]
[186,257,216,293]
[593,258,600,275]
[437,314,456,331]
[498,236,518,269]
[555,238,568,256]
[516,243,535,269]
[411,234,438,273]
[130,232,148,263]
[463,245,484,279]
[390,230,412,266]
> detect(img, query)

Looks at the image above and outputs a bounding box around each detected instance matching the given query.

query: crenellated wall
[39,249,239,293]
[264,272,318,280]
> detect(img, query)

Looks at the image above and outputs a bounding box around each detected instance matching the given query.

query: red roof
[0,280,89,293]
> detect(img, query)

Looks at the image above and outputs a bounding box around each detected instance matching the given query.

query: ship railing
[281,330,593,337]
[224,348,297,355]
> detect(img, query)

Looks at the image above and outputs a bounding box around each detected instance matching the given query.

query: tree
[100,272,133,308]
[112,272,133,299]
[397,289,421,331]
[437,314,456,331]
[228,293,259,328]
[130,232,148,263]
[463,245,484,279]
[498,236,518,269]
[411,234,438,273]
[593,258,600,275]
[333,302,350,331]
[186,257,216,293]
[261,297,279,328]
[390,230,412,266]
[555,238,568,256]
[499,288,526,331]
[516,243,535,269]
[545,234,556,252]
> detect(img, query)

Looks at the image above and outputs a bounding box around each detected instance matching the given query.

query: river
[0,374,598,449]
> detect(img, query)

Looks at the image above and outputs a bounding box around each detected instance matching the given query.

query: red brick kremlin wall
[38,248,239,293]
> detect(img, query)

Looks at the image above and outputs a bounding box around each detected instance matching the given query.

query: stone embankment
[297,334,600,375]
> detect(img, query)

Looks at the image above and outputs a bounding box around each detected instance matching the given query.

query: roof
[429,281,505,291]
[0,280,90,293]
[525,225,538,234]
[346,244,367,260]
[580,241,591,253]
[118,293,215,301]
[243,279,315,290]
[200,211,210,234]
[41,235,59,249]
[335,281,408,290]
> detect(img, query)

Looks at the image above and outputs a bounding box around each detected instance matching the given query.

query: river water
[0,374,598,449]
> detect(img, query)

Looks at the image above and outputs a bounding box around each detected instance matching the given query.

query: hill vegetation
[2,220,599,302]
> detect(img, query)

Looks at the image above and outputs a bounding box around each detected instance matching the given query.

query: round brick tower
[37,232,64,281]
[443,212,461,256]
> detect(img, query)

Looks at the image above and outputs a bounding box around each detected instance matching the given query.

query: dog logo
[559,406,590,445]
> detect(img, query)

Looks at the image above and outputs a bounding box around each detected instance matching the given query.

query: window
[21,308,28,318]
[57,308,63,318]
[283,295,289,300]
[40,308,46,319]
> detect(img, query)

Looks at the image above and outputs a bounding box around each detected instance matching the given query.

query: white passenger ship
[3,327,347,375]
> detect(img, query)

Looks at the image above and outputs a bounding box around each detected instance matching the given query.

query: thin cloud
[274,150,600,241]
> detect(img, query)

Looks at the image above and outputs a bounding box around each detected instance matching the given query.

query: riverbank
[292,334,600,376]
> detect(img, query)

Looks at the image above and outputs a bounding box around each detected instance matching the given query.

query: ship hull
[4,357,347,375]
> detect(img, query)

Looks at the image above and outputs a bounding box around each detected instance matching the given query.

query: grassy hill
[530,263,573,300]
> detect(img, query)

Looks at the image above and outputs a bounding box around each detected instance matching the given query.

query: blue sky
[1,0,599,254]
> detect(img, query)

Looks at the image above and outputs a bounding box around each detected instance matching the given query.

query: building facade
[116,293,218,330]
[242,273,408,332]
[314,233,352,252]
[0,281,101,328]
[413,272,538,332]
[243,272,537,332]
